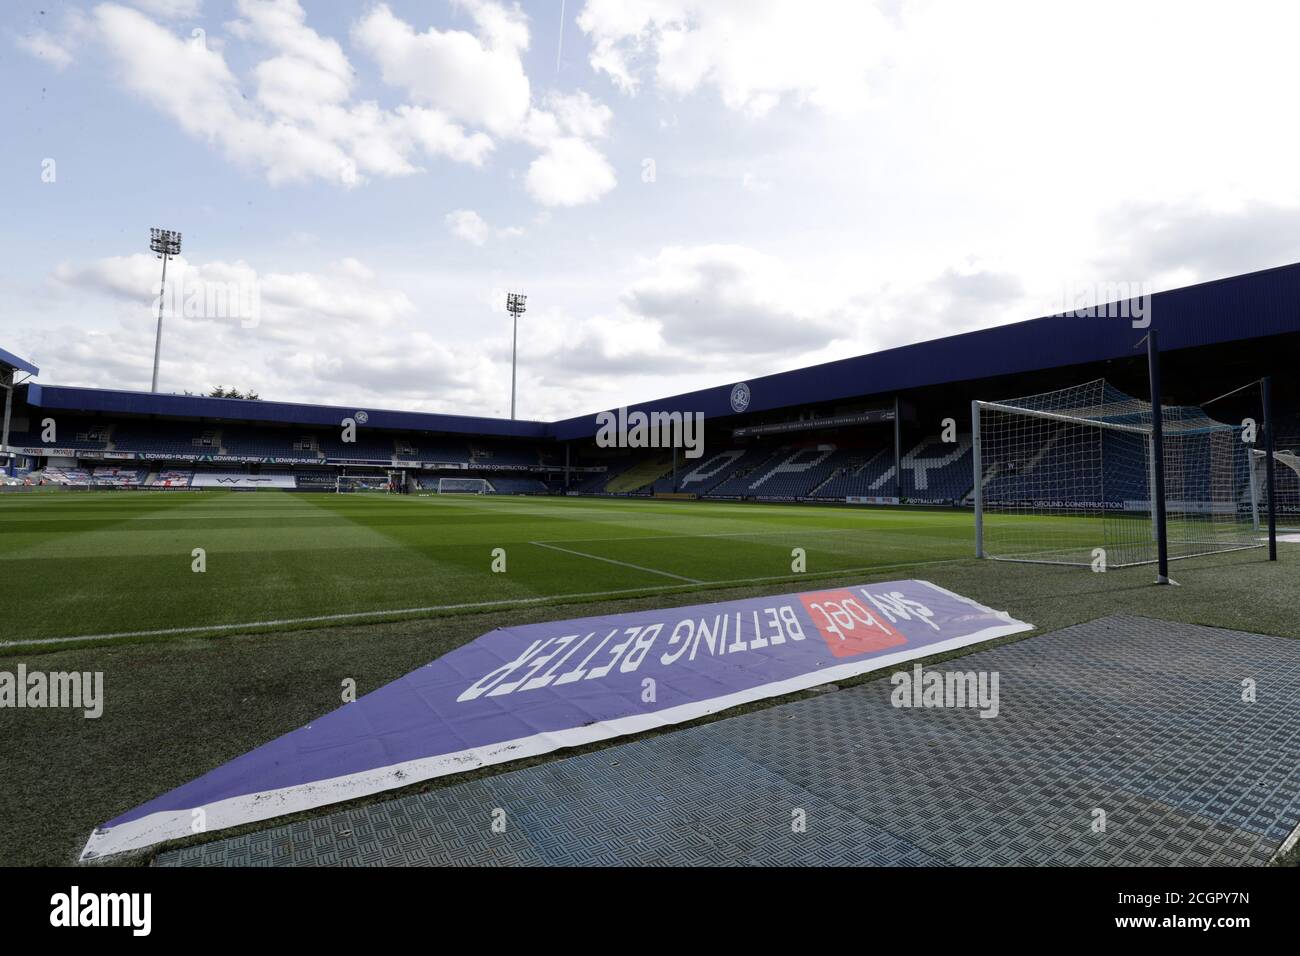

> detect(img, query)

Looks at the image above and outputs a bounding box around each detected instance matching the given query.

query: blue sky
[5,0,1300,420]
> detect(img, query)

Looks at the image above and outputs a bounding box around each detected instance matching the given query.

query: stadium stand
[396,438,470,463]
[220,428,320,460]
[191,471,298,489]
[7,420,110,451]
[151,469,193,488]
[809,446,892,499]
[317,434,396,461]
[470,441,539,468]
[40,467,92,486]
[113,422,218,457]
[5,261,1299,508]
[487,476,549,494]
[91,466,147,487]
[294,471,339,491]
[705,446,843,499]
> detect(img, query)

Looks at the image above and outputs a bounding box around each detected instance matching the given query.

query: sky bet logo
[798,586,939,658]
[50,886,151,936]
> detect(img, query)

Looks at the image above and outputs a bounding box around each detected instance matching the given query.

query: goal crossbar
[972,380,1260,569]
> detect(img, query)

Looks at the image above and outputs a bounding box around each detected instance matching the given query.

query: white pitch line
[529,540,703,583]
[0,587,688,648]
[1,555,972,650]
[531,526,959,547]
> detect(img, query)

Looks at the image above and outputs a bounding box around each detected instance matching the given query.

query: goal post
[1250,446,1300,533]
[972,379,1261,569]
[437,476,491,494]
[335,474,391,493]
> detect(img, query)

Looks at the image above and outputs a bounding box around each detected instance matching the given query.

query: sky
[5,0,1300,422]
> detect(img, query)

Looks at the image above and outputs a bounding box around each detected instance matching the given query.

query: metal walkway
[157,615,1300,866]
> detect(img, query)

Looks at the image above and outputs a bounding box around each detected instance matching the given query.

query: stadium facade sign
[80,579,1031,860]
[733,407,894,438]
[730,381,751,413]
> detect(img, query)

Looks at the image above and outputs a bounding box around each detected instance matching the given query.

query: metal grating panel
[157,615,1300,867]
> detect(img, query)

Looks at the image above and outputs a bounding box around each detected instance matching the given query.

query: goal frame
[437,476,490,495]
[971,393,1264,569]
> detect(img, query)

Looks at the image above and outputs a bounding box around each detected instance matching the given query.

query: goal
[336,474,392,493]
[437,477,491,494]
[1250,445,1300,533]
[972,379,1259,567]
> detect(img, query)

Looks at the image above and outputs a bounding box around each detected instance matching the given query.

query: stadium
[8,5,1300,914]
[2,262,1299,871]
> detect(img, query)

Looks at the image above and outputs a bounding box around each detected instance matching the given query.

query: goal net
[973,379,1259,567]
[437,477,491,494]
[1250,444,1300,533]
[336,475,392,493]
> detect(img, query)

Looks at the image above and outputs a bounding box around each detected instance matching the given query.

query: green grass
[0,490,988,647]
[0,489,1296,866]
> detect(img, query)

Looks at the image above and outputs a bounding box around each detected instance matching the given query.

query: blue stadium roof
[0,346,38,376]
[550,260,1300,439]
[25,384,548,439]
[13,261,1300,442]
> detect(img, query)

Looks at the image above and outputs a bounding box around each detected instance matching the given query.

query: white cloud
[446,209,491,246]
[129,0,203,18]
[578,0,893,115]
[545,90,614,139]
[622,244,840,351]
[14,32,75,70]
[526,137,617,207]
[445,210,526,244]
[352,2,532,137]
[354,2,617,206]
[45,252,506,412]
[90,1,493,187]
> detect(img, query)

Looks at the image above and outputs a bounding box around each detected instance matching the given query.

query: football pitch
[0,489,1294,650]
[1,490,986,647]
[3,489,1299,866]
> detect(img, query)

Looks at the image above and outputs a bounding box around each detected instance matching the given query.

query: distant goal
[437,477,491,494]
[972,379,1260,568]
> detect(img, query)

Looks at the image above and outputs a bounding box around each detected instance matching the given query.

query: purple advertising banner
[82,579,1031,859]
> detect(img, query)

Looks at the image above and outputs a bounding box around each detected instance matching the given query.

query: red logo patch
[799,589,907,658]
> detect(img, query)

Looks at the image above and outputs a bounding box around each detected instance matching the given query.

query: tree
[208,386,260,400]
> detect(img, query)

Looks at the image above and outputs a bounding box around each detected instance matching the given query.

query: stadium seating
[317,434,396,461]
[396,439,470,463]
[113,422,218,457]
[808,447,890,499]
[470,441,539,467]
[91,466,147,487]
[705,445,844,499]
[569,459,639,494]
[6,420,110,451]
[220,429,320,460]
[487,476,549,494]
[677,447,765,494]
[151,469,193,488]
[39,467,92,486]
